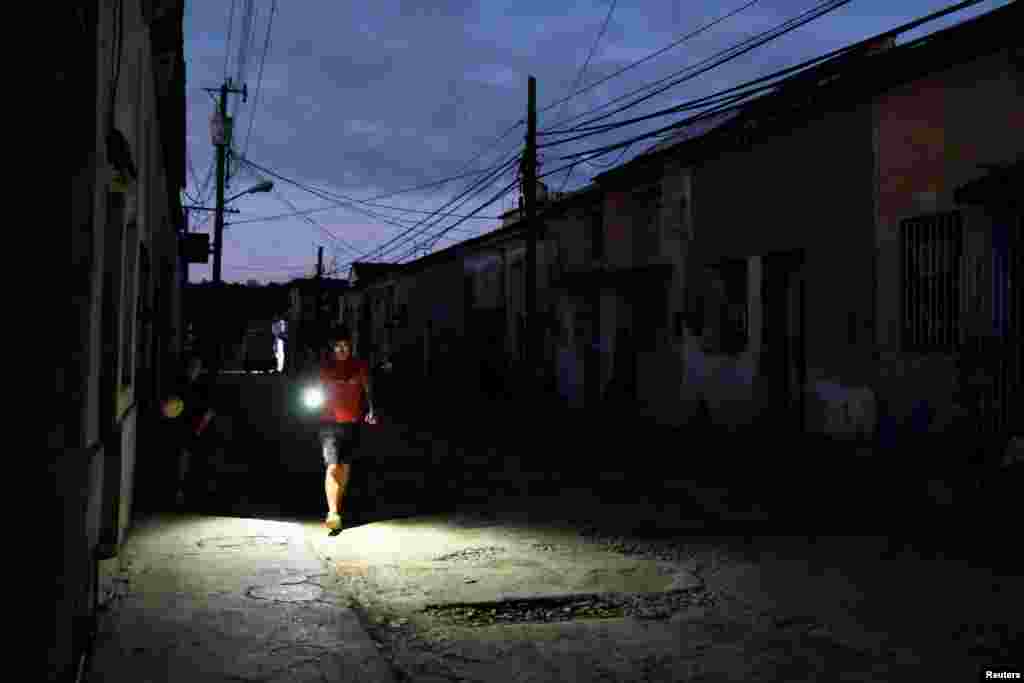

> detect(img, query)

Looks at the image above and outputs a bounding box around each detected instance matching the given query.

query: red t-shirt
[320,358,369,423]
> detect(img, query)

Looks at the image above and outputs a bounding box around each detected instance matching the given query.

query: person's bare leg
[325,463,351,515]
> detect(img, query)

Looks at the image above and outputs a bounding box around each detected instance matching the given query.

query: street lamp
[225,180,273,204]
[214,179,274,283]
[206,178,275,376]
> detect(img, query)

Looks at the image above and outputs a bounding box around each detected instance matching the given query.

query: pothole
[196,535,292,550]
[420,588,714,626]
[246,583,323,602]
[433,546,507,562]
[422,595,624,626]
[529,543,560,552]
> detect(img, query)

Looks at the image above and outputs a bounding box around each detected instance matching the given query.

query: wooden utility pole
[205,78,245,374]
[524,76,538,383]
[316,246,324,354]
[210,79,246,286]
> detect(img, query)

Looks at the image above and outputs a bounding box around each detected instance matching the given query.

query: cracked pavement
[88,374,1022,682]
[305,497,1022,682]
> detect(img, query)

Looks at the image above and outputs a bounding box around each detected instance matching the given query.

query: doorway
[760,249,807,433]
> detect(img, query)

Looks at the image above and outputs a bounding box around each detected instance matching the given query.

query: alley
[88,373,1022,682]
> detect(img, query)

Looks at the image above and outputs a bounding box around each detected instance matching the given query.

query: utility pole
[183,206,190,284]
[210,79,247,286]
[205,78,246,374]
[316,246,324,356]
[523,76,538,388]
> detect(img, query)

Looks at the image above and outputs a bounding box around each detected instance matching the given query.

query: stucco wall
[691,103,875,435]
[872,48,1022,432]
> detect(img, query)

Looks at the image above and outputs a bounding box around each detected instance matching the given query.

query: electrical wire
[542,81,772,140]
[553,0,618,128]
[269,187,363,255]
[539,0,850,140]
[229,201,499,226]
[344,116,525,223]
[223,0,238,79]
[231,0,257,122]
[242,0,277,163]
[237,158,480,235]
[235,158,501,221]
[345,158,518,265]
[537,0,760,125]
[539,85,767,149]
[552,93,754,161]
[389,175,522,264]
[538,1,834,135]
[357,163,515,202]
[347,152,522,263]
[583,143,634,169]
[550,0,991,161]
[419,162,521,252]
[555,0,618,194]
[382,154,521,258]
[544,0,989,138]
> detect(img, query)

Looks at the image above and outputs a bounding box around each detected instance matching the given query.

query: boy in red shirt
[319,334,376,531]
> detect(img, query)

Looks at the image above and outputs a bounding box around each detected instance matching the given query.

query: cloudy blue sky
[182,0,1012,284]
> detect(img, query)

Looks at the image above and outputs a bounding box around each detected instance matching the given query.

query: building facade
[64,1,186,681]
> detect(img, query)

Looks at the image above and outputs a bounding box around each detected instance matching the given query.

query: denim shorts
[319,422,362,465]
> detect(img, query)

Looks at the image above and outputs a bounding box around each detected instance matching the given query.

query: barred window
[901,211,963,352]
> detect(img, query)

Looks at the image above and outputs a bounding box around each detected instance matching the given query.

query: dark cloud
[318,54,398,90]
[396,0,480,20]
[184,0,1013,282]
[286,38,315,59]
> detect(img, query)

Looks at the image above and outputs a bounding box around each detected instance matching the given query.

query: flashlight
[302,385,325,410]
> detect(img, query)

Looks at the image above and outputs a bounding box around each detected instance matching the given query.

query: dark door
[582,293,601,411]
[760,250,806,433]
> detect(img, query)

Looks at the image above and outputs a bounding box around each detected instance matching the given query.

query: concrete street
[88,373,1022,682]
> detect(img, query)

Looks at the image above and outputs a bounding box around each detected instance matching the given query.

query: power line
[583,143,634,169]
[420,162,521,251]
[237,157,502,221]
[543,81,773,140]
[552,93,755,162]
[268,186,363,255]
[343,152,521,262]
[237,157,481,235]
[348,157,518,265]
[353,153,521,263]
[539,0,850,140]
[539,85,767,149]
[548,0,992,161]
[556,0,618,194]
[357,163,515,202]
[242,0,277,163]
[187,152,204,195]
[231,0,257,121]
[545,0,990,139]
[389,174,522,264]
[223,0,238,79]
[554,0,618,127]
[538,0,760,124]
[228,202,499,226]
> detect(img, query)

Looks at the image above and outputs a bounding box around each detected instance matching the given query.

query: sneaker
[325,512,343,531]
